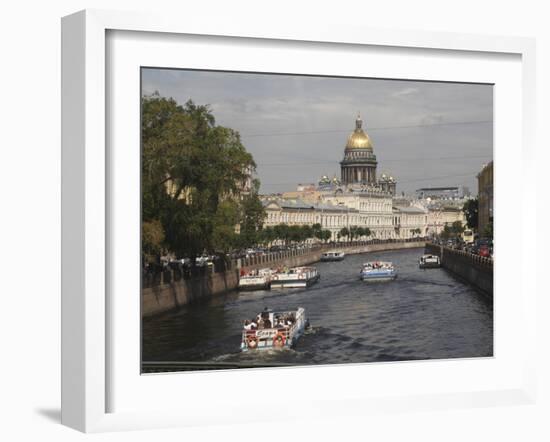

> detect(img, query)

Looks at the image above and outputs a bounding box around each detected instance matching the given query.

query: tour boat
[360,261,397,282]
[238,268,273,290]
[320,251,346,262]
[419,254,441,269]
[241,307,307,351]
[270,266,320,289]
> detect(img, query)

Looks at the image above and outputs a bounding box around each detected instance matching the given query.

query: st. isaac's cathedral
[262,114,440,241]
[262,113,466,240]
[318,113,397,195]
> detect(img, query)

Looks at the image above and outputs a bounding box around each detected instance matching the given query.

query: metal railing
[425,242,493,269]
[143,238,428,288]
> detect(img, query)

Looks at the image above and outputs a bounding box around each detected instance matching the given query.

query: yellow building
[477,162,493,237]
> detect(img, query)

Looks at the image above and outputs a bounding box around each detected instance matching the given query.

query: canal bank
[142,240,425,317]
[142,246,494,370]
[424,243,493,298]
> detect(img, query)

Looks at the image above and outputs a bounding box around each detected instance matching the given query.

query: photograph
[140,68,494,373]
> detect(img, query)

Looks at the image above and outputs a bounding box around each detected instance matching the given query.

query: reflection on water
[142,248,493,370]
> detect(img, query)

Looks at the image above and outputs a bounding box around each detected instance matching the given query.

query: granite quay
[142,238,425,317]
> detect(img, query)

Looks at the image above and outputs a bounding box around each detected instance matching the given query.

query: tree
[259,226,276,246]
[356,226,371,240]
[312,223,323,242]
[301,225,314,242]
[349,225,359,241]
[142,219,165,263]
[211,201,240,254]
[274,224,290,245]
[463,198,479,230]
[451,221,464,236]
[339,227,350,241]
[439,221,464,241]
[321,230,332,243]
[483,219,493,240]
[288,225,304,243]
[141,94,262,259]
[238,181,266,248]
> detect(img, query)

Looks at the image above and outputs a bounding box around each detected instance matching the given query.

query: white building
[392,205,429,238]
[425,205,467,236]
[263,199,360,241]
[258,113,466,241]
[320,190,394,239]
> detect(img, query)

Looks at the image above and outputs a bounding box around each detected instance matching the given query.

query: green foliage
[142,219,165,262]
[339,226,371,242]
[141,93,262,260]
[451,221,464,235]
[320,230,332,242]
[258,226,276,246]
[258,224,332,245]
[339,227,350,240]
[238,185,266,248]
[483,219,493,239]
[211,201,240,253]
[440,221,464,240]
[463,198,479,230]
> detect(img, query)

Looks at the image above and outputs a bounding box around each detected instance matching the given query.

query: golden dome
[346,113,373,150]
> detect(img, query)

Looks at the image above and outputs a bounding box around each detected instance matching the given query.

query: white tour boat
[241,307,307,351]
[238,268,273,291]
[320,250,346,262]
[419,254,441,269]
[360,261,397,282]
[270,266,320,289]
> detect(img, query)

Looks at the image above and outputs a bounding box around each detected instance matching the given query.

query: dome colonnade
[340,114,378,185]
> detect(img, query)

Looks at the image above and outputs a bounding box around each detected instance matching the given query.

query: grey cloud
[142,68,492,194]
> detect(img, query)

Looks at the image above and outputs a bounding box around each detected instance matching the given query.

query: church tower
[340,113,378,185]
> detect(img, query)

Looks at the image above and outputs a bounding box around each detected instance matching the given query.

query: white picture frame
[61,9,537,433]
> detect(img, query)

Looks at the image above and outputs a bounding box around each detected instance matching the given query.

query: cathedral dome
[346,114,373,150]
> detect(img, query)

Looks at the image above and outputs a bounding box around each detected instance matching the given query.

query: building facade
[259,112,466,242]
[477,161,493,237]
[415,186,470,200]
[392,206,429,238]
[340,114,378,186]
[425,205,467,236]
[262,199,360,241]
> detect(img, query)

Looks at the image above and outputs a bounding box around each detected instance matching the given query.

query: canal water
[142,247,493,371]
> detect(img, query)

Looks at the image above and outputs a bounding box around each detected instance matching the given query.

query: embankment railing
[424,242,493,270]
[143,237,428,288]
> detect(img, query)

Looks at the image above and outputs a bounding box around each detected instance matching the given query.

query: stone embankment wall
[424,243,493,298]
[142,239,425,317]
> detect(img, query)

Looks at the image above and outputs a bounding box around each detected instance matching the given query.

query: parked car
[478,244,491,257]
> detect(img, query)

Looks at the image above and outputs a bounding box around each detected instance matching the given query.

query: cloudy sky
[142,68,493,195]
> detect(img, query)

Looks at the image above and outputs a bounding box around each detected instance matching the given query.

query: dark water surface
[142,248,493,371]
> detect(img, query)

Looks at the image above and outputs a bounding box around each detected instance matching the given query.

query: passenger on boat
[243,320,254,331]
